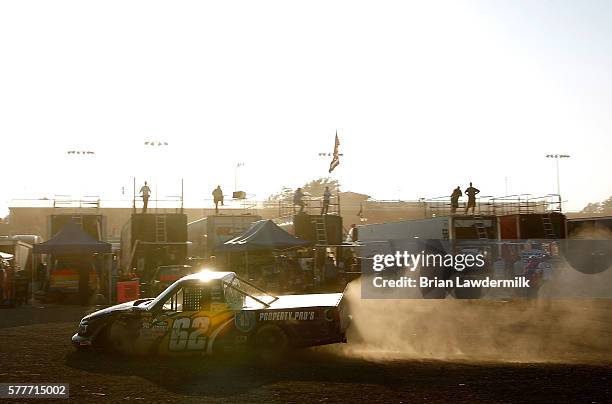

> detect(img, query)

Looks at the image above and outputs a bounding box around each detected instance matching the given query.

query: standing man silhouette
[139,181,151,213]
[294,187,306,213]
[450,186,462,214]
[464,182,480,215]
[321,186,332,215]
[212,185,224,214]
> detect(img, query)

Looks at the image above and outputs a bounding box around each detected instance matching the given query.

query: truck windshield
[223,274,278,308]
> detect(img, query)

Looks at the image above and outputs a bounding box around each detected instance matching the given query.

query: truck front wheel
[108,322,135,355]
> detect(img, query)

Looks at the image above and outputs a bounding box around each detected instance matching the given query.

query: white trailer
[358,216,497,243]
[356,216,498,275]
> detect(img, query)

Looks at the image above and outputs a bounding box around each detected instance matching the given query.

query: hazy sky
[1,0,611,215]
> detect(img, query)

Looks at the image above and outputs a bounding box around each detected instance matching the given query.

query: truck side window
[162,288,183,312]
[224,279,245,309]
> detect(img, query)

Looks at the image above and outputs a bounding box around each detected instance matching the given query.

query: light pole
[66,150,96,200]
[546,154,570,211]
[234,162,244,192]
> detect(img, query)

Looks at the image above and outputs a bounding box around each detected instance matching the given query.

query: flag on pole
[329,131,340,173]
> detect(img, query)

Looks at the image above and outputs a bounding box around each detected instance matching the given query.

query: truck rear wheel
[254,325,288,363]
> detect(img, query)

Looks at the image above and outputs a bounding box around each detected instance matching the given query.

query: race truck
[72,271,350,356]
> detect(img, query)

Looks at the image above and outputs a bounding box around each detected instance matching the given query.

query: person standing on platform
[212,185,224,214]
[139,181,151,213]
[450,186,462,214]
[321,186,332,215]
[294,187,306,213]
[464,182,480,215]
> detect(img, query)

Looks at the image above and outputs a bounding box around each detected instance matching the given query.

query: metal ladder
[442,228,449,240]
[473,215,489,240]
[312,216,328,244]
[541,214,556,239]
[155,215,167,242]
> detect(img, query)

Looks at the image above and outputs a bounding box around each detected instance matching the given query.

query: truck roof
[256,293,343,310]
[181,270,235,282]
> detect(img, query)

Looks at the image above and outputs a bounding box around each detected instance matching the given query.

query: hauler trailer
[120,213,189,295]
[358,215,498,245]
[49,214,106,241]
[0,252,28,307]
[499,212,566,240]
[187,214,262,258]
[566,216,612,275]
[567,216,612,239]
[270,198,345,290]
[0,238,35,274]
[357,215,498,298]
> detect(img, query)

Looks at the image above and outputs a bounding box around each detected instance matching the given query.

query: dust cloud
[334,269,612,364]
[569,226,612,241]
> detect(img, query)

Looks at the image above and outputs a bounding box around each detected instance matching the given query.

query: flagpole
[318,129,342,214]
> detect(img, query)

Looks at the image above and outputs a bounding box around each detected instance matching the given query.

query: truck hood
[83,299,153,321]
[247,292,343,310]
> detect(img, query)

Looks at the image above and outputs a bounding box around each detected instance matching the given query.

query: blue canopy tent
[216,220,311,279]
[33,221,111,304]
[217,219,311,252]
[33,221,111,255]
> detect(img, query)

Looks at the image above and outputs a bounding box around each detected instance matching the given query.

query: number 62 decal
[169,317,210,351]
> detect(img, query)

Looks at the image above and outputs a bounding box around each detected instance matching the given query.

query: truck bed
[245,292,343,310]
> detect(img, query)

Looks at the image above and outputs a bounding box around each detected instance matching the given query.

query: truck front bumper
[72,333,94,348]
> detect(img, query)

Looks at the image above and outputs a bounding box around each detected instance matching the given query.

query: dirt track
[0,304,611,403]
